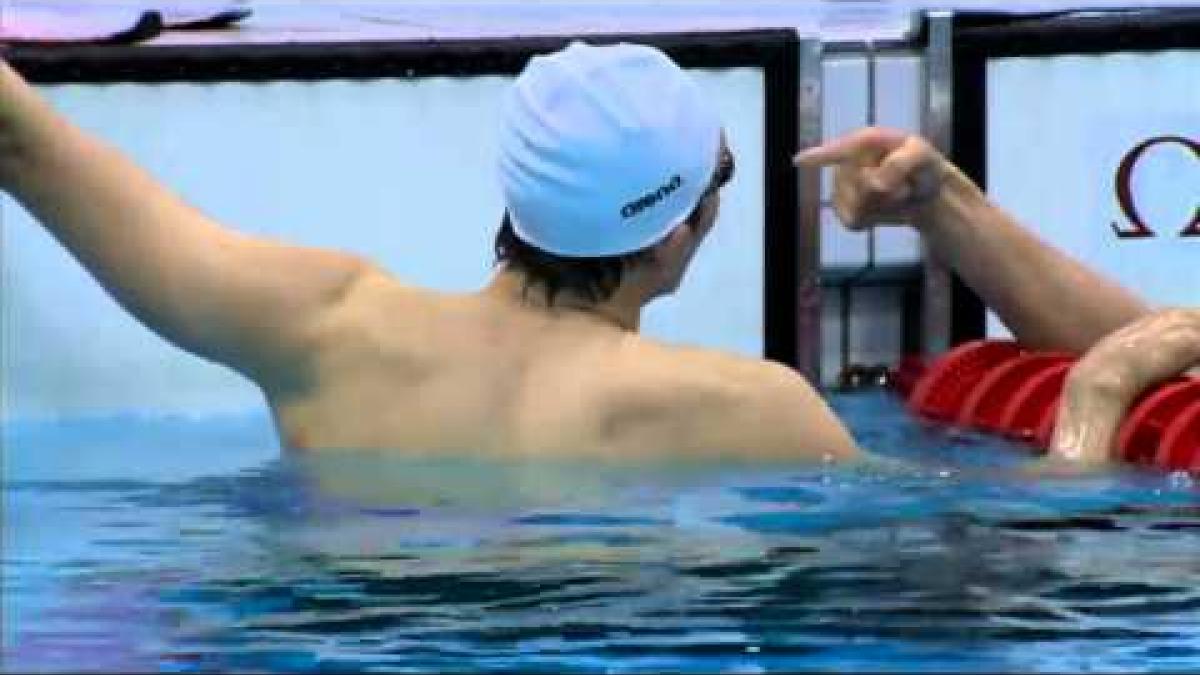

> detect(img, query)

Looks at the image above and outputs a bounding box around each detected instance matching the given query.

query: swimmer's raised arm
[0,60,370,392]
[795,127,1150,354]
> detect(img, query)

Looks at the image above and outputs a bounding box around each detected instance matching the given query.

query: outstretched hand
[793,127,948,230]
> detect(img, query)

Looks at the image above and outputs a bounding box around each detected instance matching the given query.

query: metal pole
[922,10,955,357]
[838,39,880,388]
[795,36,824,386]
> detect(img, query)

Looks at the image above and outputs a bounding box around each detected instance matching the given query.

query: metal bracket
[921,10,955,357]
[795,36,824,386]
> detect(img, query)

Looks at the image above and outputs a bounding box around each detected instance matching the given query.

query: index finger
[792,127,909,168]
[792,137,860,168]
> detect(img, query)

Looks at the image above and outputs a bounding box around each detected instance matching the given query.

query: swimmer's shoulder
[604,340,861,461]
[308,263,447,332]
[288,263,455,377]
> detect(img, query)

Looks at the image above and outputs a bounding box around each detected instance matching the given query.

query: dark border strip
[949,9,1200,344]
[949,18,988,344]
[955,8,1200,57]
[7,29,802,367]
[6,29,792,82]
[822,40,918,55]
[760,33,800,367]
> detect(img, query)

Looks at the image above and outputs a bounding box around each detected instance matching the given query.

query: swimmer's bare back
[270,267,859,459]
[0,61,859,462]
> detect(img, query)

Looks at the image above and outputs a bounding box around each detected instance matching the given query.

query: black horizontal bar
[954,8,1200,57]
[6,29,796,84]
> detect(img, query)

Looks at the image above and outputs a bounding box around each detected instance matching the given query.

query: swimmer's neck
[481,265,645,332]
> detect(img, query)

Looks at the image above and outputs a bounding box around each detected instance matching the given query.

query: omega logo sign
[1110,135,1200,239]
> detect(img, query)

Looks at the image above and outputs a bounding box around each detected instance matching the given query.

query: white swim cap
[498,41,722,258]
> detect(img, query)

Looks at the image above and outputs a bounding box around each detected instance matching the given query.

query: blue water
[3,392,1198,673]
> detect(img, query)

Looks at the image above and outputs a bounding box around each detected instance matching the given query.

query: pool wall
[1,30,923,422]
[13,8,1192,424]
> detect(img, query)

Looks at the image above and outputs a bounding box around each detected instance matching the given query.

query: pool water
[3,392,1198,673]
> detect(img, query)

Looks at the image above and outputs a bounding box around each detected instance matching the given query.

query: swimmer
[0,43,858,461]
[796,128,1198,469]
[3,41,1189,467]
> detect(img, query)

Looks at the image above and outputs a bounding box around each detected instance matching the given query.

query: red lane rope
[892,339,1200,474]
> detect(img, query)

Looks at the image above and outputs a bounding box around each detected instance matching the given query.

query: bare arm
[0,61,369,393]
[795,127,1149,354]
[795,128,1183,469]
[1048,308,1200,466]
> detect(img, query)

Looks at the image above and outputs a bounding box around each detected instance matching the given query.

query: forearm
[914,163,1150,354]
[1050,308,1200,464]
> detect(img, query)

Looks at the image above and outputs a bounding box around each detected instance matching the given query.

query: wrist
[0,63,38,189]
[0,60,22,131]
[1051,364,1133,461]
[911,161,987,234]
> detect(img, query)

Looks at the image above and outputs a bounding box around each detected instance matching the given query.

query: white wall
[821,53,923,270]
[819,52,924,385]
[985,49,1200,338]
[2,47,935,416]
[1,69,765,421]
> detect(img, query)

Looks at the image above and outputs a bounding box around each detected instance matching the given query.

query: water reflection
[4,394,1199,672]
